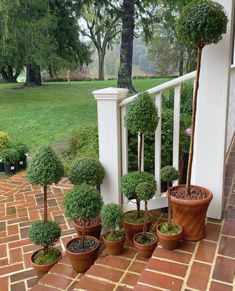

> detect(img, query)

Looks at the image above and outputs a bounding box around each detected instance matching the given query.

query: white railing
[119,71,196,203]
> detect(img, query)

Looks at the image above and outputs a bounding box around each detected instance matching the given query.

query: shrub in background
[13,143,29,159]
[1,148,19,165]
[0,131,10,151]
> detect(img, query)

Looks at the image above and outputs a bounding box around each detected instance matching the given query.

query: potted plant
[68,157,105,239]
[121,171,156,240]
[0,131,10,172]
[170,0,228,241]
[1,148,20,174]
[100,203,126,255]
[156,166,182,250]
[13,143,29,170]
[28,220,61,279]
[27,145,64,276]
[133,182,157,258]
[64,184,103,273]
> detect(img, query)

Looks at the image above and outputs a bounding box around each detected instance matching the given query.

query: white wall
[226,68,235,152]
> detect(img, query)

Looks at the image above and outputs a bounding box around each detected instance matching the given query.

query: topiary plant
[124,92,159,172]
[1,148,20,165]
[0,131,10,151]
[13,143,29,160]
[68,158,105,191]
[27,146,64,223]
[64,184,103,247]
[135,182,156,241]
[176,0,228,195]
[161,166,179,230]
[100,203,124,240]
[29,220,61,258]
[121,171,156,219]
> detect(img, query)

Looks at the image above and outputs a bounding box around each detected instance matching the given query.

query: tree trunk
[0,65,19,83]
[43,185,48,223]
[117,0,136,92]
[98,50,105,80]
[25,64,42,86]
[178,48,184,76]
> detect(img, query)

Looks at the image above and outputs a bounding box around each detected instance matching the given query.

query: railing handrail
[119,70,196,107]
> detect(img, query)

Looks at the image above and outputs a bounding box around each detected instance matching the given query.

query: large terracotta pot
[73,218,102,240]
[156,223,182,250]
[123,211,152,241]
[66,236,100,273]
[170,185,213,241]
[133,232,157,259]
[103,232,126,255]
[31,248,62,279]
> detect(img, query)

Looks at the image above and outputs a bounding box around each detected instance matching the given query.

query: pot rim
[133,232,157,246]
[156,223,182,237]
[73,217,101,229]
[31,247,62,266]
[123,210,152,226]
[66,235,100,256]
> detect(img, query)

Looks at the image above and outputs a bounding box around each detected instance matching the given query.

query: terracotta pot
[31,248,62,279]
[103,232,126,255]
[133,232,157,259]
[73,218,102,240]
[123,211,152,241]
[66,236,100,273]
[170,185,213,241]
[156,223,182,250]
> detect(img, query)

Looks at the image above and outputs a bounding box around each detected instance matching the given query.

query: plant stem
[82,221,85,248]
[167,182,172,231]
[143,200,148,235]
[137,197,141,218]
[186,45,203,195]
[43,185,48,223]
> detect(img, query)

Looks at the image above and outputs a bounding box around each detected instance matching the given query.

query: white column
[93,87,128,205]
[192,0,235,219]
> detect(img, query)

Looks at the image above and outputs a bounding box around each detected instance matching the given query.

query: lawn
[0,78,170,152]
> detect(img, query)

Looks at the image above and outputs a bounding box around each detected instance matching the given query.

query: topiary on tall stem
[161,166,179,230]
[176,0,228,195]
[27,146,64,234]
[124,92,159,172]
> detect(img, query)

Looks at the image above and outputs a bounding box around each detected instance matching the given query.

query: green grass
[0,78,170,152]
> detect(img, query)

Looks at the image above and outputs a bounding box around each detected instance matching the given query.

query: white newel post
[93,87,128,205]
[192,0,235,219]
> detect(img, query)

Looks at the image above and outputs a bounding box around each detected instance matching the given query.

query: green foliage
[121,171,156,200]
[13,142,29,159]
[104,230,125,241]
[100,203,124,231]
[29,220,61,248]
[27,145,64,186]
[0,131,10,151]
[33,248,61,265]
[124,92,159,135]
[161,166,179,183]
[64,184,103,220]
[160,222,181,234]
[124,210,148,224]
[136,182,156,201]
[68,158,105,186]
[176,0,228,48]
[1,148,19,165]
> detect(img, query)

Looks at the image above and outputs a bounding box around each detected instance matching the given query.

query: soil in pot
[103,231,126,255]
[156,223,182,250]
[66,236,100,273]
[31,247,61,279]
[74,216,102,240]
[133,232,157,258]
[170,185,213,241]
[123,210,152,241]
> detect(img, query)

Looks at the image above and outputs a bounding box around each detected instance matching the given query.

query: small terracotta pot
[73,218,102,240]
[156,223,182,250]
[170,185,213,241]
[31,248,62,279]
[133,232,157,259]
[123,211,152,241]
[103,232,126,255]
[66,236,100,273]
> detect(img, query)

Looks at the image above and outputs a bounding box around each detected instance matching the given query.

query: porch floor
[0,146,234,290]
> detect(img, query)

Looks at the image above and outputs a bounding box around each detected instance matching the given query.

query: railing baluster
[121,106,128,177]
[173,85,181,185]
[155,92,162,194]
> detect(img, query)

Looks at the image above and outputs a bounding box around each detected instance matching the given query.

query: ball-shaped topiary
[64,184,103,220]
[27,145,64,187]
[1,148,20,165]
[101,203,124,232]
[124,92,159,135]
[68,158,105,186]
[136,182,156,202]
[13,143,29,159]
[0,131,10,151]
[161,166,179,184]
[121,171,156,200]
[176,0,228,48]
[29,220,61,249]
